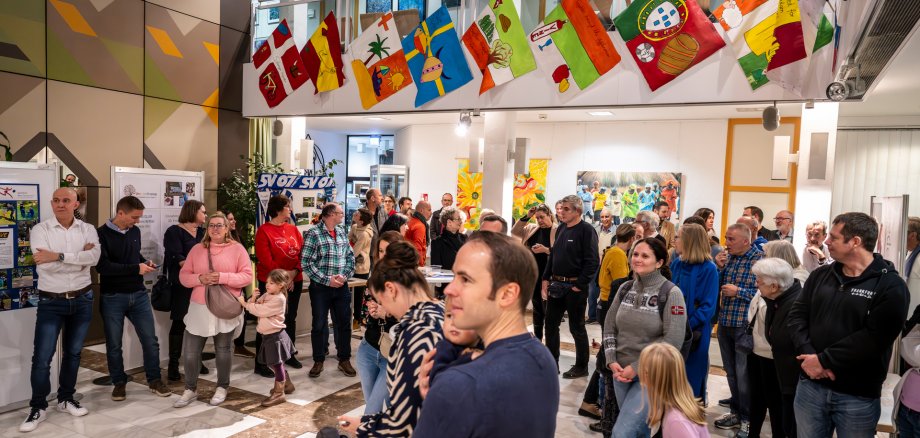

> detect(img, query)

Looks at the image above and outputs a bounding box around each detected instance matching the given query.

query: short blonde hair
[677,223,711,264]
[201,212,235,248]
[639,343,706,429]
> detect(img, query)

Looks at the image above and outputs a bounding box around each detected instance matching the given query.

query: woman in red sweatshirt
[253,195,304,376]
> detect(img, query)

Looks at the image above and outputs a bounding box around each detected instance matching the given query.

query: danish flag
[252,20,308,108]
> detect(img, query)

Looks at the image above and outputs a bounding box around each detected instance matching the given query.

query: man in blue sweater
[414,231,559,437]
[96,196,171,401]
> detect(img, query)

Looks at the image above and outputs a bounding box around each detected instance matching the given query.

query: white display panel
[0,162,60,411]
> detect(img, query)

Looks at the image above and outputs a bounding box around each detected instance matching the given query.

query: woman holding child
[338,241,444,437]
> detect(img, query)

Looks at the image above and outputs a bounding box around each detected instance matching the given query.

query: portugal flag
[614,0,725,91]
[301,12,346,93]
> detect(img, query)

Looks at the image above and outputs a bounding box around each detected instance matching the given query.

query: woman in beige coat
[349,208,374,327]
[511,204,557,341]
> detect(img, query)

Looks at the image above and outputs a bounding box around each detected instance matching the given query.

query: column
[481,111,516,220]
[793,102,839,255]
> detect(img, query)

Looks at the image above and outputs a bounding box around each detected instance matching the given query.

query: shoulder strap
[657,280,676,321]
[614,279,635,303]
[206,246,214,271]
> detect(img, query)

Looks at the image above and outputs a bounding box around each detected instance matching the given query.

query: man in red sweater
[407,200,432,266]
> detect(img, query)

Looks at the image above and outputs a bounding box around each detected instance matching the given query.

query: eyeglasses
[774,217,792,222]
[208,224,226,229]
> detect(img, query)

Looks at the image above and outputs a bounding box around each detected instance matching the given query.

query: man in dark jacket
[429,193,453,240]
[787,212,909,437]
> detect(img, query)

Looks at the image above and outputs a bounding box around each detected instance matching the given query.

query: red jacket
[254,222,304,282]
[406,216,428,266]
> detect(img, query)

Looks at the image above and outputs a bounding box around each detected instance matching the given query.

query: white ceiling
[300,20,920,135]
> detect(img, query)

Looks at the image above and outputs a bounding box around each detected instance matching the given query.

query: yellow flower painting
[456,159,483,230]
[513,159,547,221]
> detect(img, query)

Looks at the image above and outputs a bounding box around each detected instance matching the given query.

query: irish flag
[462,0,536,94]
[301,12,345,93]
[348,12,413,109]
[615,0,725,92]
[528,0,620,101]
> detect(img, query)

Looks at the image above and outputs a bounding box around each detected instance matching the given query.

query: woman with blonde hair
[639,343,709,437]
[669,223,719,401]
[763,240,810,283]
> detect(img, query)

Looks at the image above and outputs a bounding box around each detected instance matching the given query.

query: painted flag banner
[251,19,308,107]
[713,0,780,90]
[348,12,413,109]
[402,6,473,107]
[529,0,621,101]
[615,0,725,92]
[765,0,836,95]
[462,0,537,94]
[301,12,346,94]
[767,0,807,70]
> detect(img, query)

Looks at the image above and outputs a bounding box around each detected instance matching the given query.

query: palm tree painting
[364,34,391,65]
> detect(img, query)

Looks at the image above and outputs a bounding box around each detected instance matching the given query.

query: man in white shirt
[803,221,832,273]
[20,188,100,433]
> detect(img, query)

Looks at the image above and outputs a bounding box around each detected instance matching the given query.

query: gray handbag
[205,248,243,319]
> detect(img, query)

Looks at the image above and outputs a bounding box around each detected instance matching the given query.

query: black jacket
[542,220,599,291]
[787,254,909,398]
[764,280,803,395]
[430,231,466,271]
[96,224,147,294]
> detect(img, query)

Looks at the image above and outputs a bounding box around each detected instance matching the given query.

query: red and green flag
[462,0,536,94]
[614,0,725,92]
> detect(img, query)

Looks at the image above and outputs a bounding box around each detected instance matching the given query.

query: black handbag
[150,273,171,311]
[547,281,573,299]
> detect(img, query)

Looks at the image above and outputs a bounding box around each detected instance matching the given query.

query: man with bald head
[407,200,433,266]
[21,188,101,432]
[738,215,768,251]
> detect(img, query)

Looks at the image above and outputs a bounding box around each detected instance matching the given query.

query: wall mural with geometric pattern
[0,0,252,224]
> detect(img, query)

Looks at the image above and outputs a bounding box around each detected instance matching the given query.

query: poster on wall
[0,183,41,311]
[457,159,483,231]
[257,173,337,234]
[575,171,682,224]
[112,168,204,289]
[512,159,548,221]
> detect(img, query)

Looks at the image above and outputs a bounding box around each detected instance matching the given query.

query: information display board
[0,162,59,411]
[257,173,336,233]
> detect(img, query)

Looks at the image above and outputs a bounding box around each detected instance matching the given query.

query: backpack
[614,279,694,359]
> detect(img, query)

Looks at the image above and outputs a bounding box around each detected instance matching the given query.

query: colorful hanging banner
[251,19,309,108]
[402,6,473,107]
[529,0,621,101]
[713,0,779,90]
[301,12,346,94]
[348,12,414,109]
[462,0,537,95]
[615,0,725,92]
[765,1,836,95]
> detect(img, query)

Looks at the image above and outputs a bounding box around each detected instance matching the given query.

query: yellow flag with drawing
[301,12,345,93]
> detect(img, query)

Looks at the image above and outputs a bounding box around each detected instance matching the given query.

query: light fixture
[365,116,389,121]
[587,111,614,116]
[826,81,849,101]
[455,111,472,137]
[762,102,779,131]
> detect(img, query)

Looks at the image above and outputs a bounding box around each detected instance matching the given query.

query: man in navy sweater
[96,196,171,401]
[414,231,559,437]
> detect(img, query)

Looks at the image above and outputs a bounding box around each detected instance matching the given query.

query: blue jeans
[897,404,920,437]
[794,378,880,438]
[309,282,352,362]
[101,290,162,385]
[30,292,94,409]
[717,325,750,420]
[356,339,390,415]
[587,270,600,321]
[613,378,650,438]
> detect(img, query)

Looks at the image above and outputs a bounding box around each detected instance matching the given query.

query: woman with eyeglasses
[221,208,256,359]
[383,194,397,217]
[253,195,304,377]
[430,207,467,297]
[511,204,557,342]
[164,199,206,381]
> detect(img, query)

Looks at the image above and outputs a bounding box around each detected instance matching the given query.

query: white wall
[395,119,729,223]
[307,129,348,202]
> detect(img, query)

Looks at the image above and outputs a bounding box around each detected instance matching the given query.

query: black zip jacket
[764,280,803,395]
[787,254,909,398]
[542,220,599,291]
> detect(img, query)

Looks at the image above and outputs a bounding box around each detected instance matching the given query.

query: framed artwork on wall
[253,37,267,53]
[575,171,682,225]
[367,0,392,13]
[397,0,425,22]
[268,7,280,24]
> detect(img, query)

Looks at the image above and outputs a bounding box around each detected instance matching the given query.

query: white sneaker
[56,400,88,417]
[19,409,46,432]
[209,387,227,406]
[173,389,198,408]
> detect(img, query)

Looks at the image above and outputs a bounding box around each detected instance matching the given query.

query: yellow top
[599,245,629,301]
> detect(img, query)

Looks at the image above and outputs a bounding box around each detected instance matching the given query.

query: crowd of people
[19,185,920,438]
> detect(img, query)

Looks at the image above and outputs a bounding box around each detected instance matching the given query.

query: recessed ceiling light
[365,116,389,121]
[587,111,614,116]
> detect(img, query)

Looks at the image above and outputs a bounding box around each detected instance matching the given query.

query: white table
[426,274,454,285]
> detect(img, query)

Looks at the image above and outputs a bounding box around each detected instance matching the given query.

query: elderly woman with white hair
[763,240,810,284]
[748,258,803,438]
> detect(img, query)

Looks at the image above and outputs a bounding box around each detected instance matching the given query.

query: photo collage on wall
[0,183,41,311]
[257,174,336,234]
[162,181,195,207]
[575,171,682,225]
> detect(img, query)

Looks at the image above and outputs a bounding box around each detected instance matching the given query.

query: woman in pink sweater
[237,269,295,406]
[174,212,252,409]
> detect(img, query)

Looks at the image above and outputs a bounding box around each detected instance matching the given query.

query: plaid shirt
[301,223,355,286]
[719,245,764,327]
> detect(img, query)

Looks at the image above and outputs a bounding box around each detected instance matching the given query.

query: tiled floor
[0,318,881,437]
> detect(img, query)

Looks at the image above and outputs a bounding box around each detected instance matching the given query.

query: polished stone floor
[0,317,876,437]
